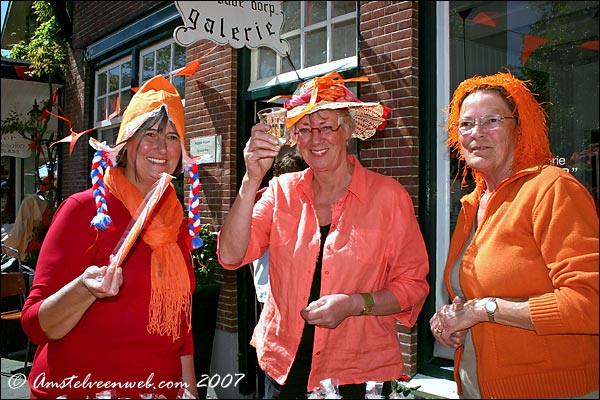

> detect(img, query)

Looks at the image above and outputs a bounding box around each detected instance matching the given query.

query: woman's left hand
[300,294,355,329]
[429,296,475,348]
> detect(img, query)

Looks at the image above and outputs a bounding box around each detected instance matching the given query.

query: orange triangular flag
[580,40,599,51]
[50,127,97,156]
[173,44,218,78]
[522,34,549,65]
[471,12,497,27]
[174,59,200,77]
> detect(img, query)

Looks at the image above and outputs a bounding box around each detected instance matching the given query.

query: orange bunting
[174,59,200,77]
[471,12,497,27]
[173,44,219,78]
[522,34,549,65]
[50,127,97,156]
[14,66,30,80]
[580,40,599,51]
[46,108,97,156]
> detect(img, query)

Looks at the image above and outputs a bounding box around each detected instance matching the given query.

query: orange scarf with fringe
[105,167,191,341]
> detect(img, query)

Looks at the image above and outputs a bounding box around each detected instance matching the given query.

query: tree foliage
[2,1,70,210]
[8,1,69,83]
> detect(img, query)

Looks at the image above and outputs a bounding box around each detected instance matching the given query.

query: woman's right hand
[243,123,283,183]
[81,264,123,298]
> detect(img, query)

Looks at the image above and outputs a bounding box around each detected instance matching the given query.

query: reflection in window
[448,0,599,210]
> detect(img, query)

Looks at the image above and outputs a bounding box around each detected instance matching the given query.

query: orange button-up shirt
[218,156,429,390]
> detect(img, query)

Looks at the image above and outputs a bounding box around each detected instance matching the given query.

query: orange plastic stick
[109,173,173,268]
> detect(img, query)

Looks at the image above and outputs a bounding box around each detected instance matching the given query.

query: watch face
[486,300,497,312]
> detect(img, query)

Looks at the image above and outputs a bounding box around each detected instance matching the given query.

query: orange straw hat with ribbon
[271,71,392,146]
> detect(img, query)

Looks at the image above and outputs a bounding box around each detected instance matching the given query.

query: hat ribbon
[269,72,370,127]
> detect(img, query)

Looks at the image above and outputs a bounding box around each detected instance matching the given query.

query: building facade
[2,1,598,398]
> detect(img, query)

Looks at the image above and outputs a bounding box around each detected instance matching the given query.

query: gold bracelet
[360,292,375,315]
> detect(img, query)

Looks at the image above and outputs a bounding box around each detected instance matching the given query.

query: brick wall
[360,1,421,377]
[60,1,166,198]
[183,42,240,332]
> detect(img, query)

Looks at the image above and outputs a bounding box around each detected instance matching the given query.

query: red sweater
[445,165,599,398]
[21,188,195,399]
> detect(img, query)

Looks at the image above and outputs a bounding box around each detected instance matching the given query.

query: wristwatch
[485,298,497,322]
[360,293,375,315]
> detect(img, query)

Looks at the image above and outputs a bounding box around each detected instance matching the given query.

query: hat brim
[286,100,386,146]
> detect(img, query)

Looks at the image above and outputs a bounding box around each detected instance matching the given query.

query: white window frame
[94,56,132,145]
[139,38,186,92]
[248,1,358,91]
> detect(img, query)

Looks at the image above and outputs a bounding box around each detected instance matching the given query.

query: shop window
[430,0,599,368]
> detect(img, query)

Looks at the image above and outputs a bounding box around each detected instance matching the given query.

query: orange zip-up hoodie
[445,164,598,398]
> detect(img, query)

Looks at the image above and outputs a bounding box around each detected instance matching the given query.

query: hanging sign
[173,1,290,57]
[1,133,31,158]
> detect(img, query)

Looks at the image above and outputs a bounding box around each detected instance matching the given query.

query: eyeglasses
[456,115,517,135]
[295,125,341,138]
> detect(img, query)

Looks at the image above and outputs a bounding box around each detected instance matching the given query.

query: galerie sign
[173,1,290,56]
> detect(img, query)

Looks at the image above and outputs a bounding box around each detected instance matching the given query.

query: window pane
[259,47,277,79]
[142,52,155,82]
[305,1,327,26]
[173,44,186,69]
[282,35,301,73]
[156,46,171,77]
[283,1,300,32]
[96,97,106,122]
[108,66,120,92]
[120,89,132,112]
[305,27,327,67]
[97,72,107,96]
[107,93,118,118]
[332,1,356,17]
[332,19,356,60]
[121,61,132,88]
[172,75,185,100]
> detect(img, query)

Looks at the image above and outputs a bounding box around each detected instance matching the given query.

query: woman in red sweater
[21,75,201,399]
[429,71,598,398]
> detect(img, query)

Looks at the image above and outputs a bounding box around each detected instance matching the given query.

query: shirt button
[324,271,329,275]
[315,351,321,356]
[331,224,336,230]
[326,245,332,251]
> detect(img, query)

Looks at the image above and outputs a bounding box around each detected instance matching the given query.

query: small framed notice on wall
[190,135,222,163]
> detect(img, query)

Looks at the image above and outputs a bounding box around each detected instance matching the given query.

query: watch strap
[360,293,375,315]
[486,298,497,322]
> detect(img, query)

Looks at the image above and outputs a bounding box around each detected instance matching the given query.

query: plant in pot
[191,223,221,288]
[189,223,221,400]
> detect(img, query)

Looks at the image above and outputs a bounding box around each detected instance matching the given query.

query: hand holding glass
[257,107,288,145]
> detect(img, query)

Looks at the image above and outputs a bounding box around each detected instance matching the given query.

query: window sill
[409,374,458,399]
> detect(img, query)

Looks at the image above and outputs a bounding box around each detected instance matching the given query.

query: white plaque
[190,135,221,164]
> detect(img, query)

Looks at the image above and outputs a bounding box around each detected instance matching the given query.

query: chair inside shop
[1,244,33,375]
